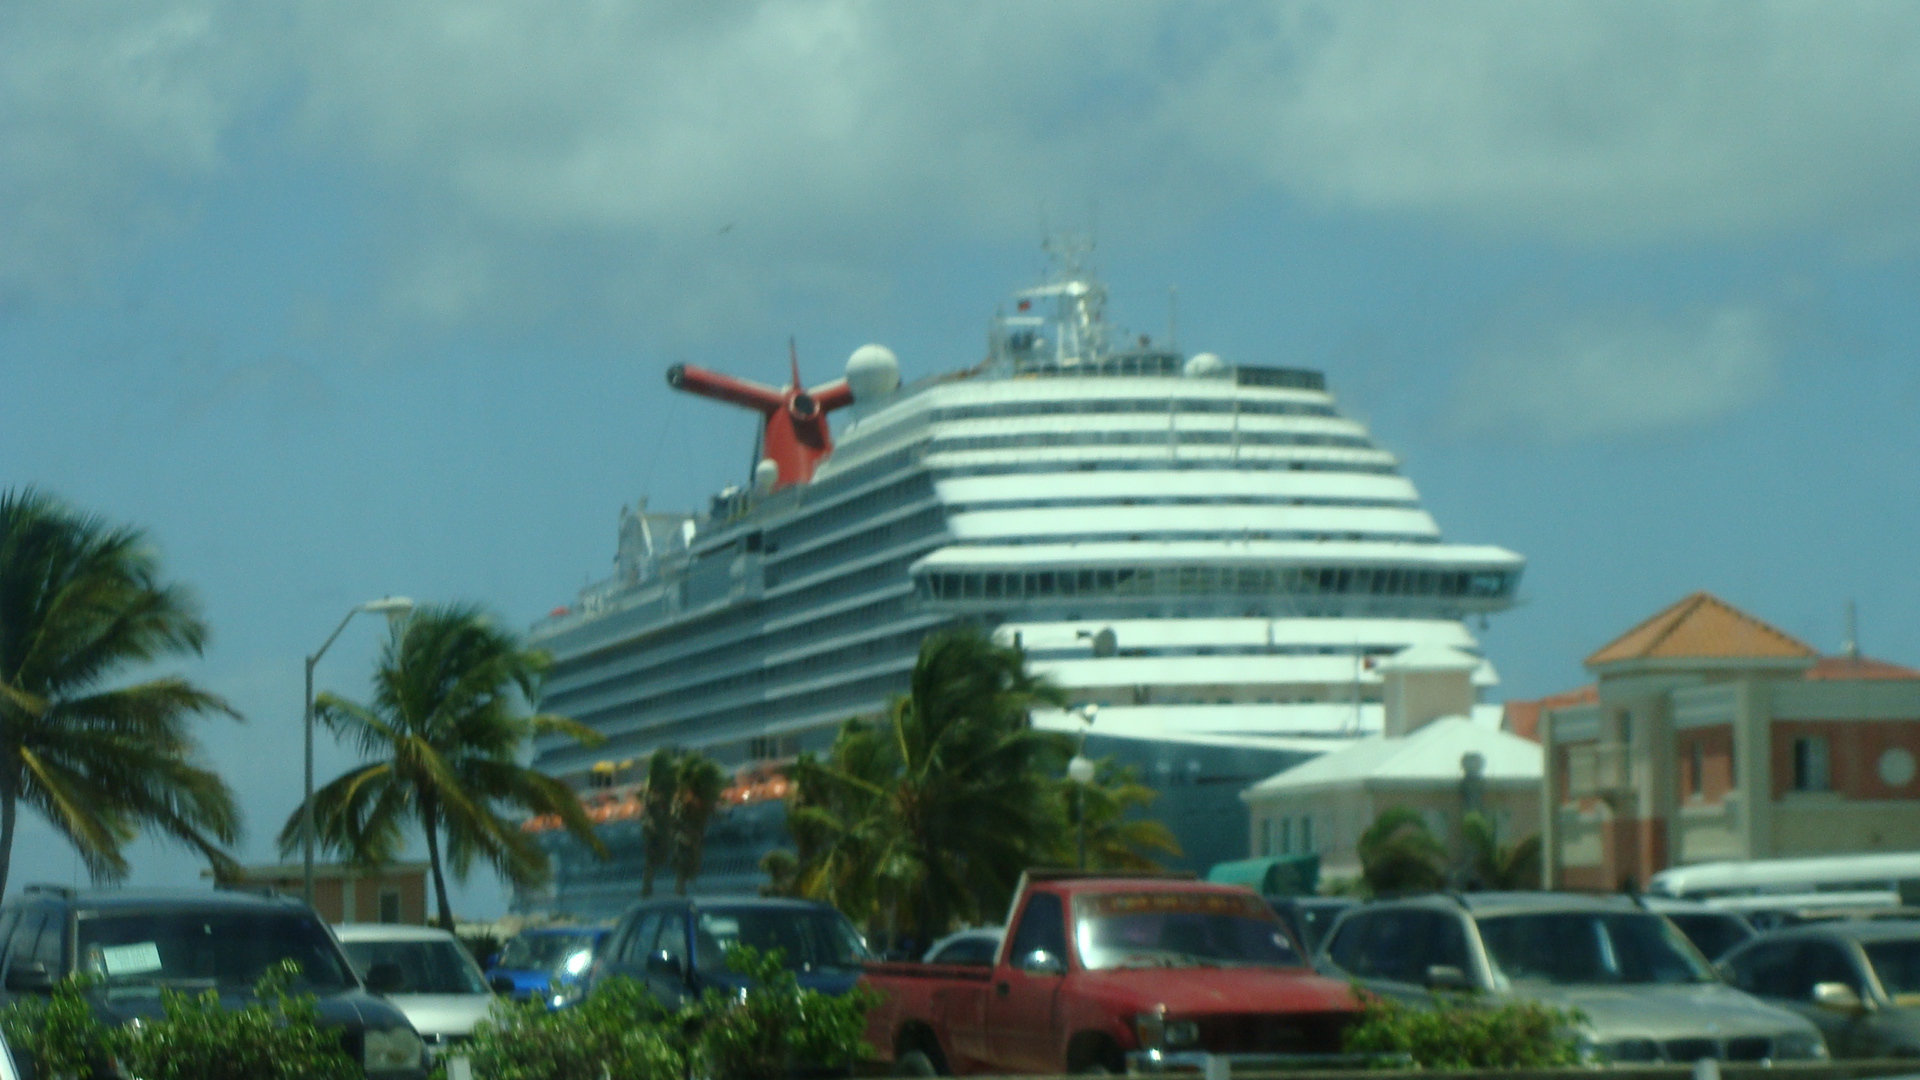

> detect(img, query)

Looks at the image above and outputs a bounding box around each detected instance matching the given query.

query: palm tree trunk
[0,774,17,905]
[421,795,455,930]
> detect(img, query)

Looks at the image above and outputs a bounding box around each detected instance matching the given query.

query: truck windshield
[1075,892,1303,970]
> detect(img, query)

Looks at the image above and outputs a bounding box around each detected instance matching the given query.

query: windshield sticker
[98,942,163,976]
[1080,892,1269,918]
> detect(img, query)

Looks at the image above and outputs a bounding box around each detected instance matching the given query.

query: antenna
[1844,599,1859,660]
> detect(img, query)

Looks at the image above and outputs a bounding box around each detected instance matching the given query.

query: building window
[1792,736,1831,793]
[378,889,402,924]
[1300,816,1315,854]
[1278,818,1292,855]
[1689,741,1704,797]
[1257,818,1272,856]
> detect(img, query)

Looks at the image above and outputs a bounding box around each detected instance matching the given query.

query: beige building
[1241,644,1543,881]
[1539,592,1920,891]
[216,862,431,925]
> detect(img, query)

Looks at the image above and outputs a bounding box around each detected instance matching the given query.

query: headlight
[1774,1030,1828,1061]
[562,949,592,976]
[364,1026,425,1072]
[1135,1011,1166,1050]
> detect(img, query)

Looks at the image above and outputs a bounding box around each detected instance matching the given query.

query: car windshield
[77,910,357,993]
[1662,913,1753,961]
[341,939,489,995]
[498,931,597,974]
[1863,939,1920,997]
[692,908,870,974]
[1477,912,1715,986]
[1076,891,1303,971]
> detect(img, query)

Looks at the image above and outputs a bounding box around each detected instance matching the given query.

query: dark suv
[0,885,427,1079]
[587,896,869,1007]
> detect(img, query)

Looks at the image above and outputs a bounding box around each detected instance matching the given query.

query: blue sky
[5,2,1919,916]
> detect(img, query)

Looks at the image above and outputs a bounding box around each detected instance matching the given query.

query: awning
[1206,854,1320,897]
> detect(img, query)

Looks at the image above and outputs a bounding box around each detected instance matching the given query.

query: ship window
[962,574,980,599]
[1078,570,1095,593]
[983,574,1002,599]
[1036,571,1055,595]
[1059,572,1076,596]
[1096,570,1116,593]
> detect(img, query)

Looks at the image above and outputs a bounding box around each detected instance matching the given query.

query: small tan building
[217,862,431,925]
[1540,592,1920,891]
[1241,644,1543,881]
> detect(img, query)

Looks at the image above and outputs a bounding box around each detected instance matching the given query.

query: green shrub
[454,976,681,1080]
[1341,988,1581,1069]
[690,946,880,1080]
[0,962,359,1080]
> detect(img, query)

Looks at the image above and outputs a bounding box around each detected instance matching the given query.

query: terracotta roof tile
[1804,655,1920,681]
[1502,684,1598,742]
[1587,591,1816,668]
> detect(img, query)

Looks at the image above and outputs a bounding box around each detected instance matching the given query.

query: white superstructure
[525,252,1524,908]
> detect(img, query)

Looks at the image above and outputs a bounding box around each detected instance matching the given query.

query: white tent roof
[1240,715,1542,801]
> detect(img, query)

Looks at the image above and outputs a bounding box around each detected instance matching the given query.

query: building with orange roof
[1541,592,1920,891]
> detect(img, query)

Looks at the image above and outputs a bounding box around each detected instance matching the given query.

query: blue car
[587,897,870,1007]
[486,926,609,1007]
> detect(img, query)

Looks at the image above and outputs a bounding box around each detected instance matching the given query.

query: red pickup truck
[862,873,1361,1075]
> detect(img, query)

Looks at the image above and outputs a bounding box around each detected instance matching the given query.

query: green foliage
[783,627,1070,942]
[457,976,681,1080]
[0,487,242,901]
[1461,811,1542,891]
[1053,758,1181,871]
[639,748,728,896]
[1,964,360,1080]
[1356,806,1448,897]
[279,602,607,927]
[456,947,875,1080]
[692,946,879,1080]
[1342,988,1582,1069]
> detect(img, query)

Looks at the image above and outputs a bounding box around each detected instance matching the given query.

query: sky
[5,1,1919,918]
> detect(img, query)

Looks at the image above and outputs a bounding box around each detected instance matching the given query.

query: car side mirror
[647,950,686,980]
[1018,949,1065,976]
[4,962,53,993]
[1425,964,1475,991]
[363,961,405,995]
[1812,981,1869,1014]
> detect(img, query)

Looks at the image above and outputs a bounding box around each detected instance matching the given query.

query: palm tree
[1356,805,1447,897]
[1059,760,1181,871]
[787,627,1068,944]
[0,488,242,900]
[640,749,679,898]
[280,603,606,928]
[1461,811,1542,890]
[670,753,725,894]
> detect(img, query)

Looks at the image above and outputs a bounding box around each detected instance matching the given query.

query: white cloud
[1451,304,1779,440]
[8,1,1920,313]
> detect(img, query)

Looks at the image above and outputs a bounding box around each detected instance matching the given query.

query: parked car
[588,897,869,1008]
[1637,897,1757,961]
[1315,892,1827,1064]
[336,924,494,1061]
[1266,896,1357,954]
[921,927,1002,966]
[485,925,608,1006]
[1719,918,1920,1057]
[0,885,426,1079]
[864,871,1360,1075]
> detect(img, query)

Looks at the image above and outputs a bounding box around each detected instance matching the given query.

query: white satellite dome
[846,344,901,400]
[752,458,779,492]
[1183,352,1225,378]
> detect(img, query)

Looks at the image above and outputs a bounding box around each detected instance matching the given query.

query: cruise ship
[522,250,1525,915]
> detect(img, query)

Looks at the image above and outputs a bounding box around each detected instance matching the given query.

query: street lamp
[1068,704,1098,869]
[304,596,414,906]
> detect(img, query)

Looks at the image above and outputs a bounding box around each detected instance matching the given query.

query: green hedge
[1341,988,1582,1069]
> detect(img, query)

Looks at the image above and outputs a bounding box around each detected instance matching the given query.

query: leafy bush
[691,947,879,1080]
[0,963,359,1080]
[1342,988,1581,1069]
[452,976,681,1080]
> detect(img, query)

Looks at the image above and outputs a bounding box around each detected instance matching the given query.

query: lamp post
[1068,704,1098,869]
[304,596,414,907]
